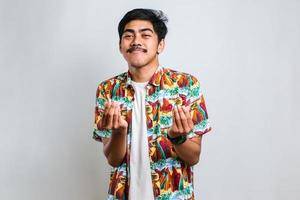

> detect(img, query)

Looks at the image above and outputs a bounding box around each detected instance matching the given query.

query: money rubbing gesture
[168,105,194,138]
[101,101,128,132]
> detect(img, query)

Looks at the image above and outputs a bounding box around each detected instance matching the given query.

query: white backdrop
[0,0,299,199]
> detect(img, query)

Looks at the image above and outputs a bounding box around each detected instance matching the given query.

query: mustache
[127,46,147,53]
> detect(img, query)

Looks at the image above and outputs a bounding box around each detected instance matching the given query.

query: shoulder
[96,71,127,90]
[162,67,200,86]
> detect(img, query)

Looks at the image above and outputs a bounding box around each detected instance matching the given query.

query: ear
[157,39,165,54]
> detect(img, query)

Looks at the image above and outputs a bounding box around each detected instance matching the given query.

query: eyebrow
[123,28,154,34]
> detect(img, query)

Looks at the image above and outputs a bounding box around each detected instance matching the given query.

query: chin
[129,61,147,68]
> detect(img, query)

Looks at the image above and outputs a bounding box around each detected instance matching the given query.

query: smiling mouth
[127,46,147,53]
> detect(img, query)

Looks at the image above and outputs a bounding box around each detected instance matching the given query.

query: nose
[130,35,142,46]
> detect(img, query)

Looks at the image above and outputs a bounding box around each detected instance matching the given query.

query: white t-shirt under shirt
[128,81,154,200]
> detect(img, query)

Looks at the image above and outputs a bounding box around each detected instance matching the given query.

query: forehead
[124,20,154,32]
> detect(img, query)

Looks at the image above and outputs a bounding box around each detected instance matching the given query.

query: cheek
[147,43,159,53]
[120,40,130,49]
[120,44,129,55]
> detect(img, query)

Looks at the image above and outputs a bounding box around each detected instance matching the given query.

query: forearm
[173,138,201,166]
[103,130,127,167]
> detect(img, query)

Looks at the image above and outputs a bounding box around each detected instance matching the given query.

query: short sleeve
[187,75,212,139]
[93,83,112,142]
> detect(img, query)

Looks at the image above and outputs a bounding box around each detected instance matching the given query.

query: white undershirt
[128,81,154,200]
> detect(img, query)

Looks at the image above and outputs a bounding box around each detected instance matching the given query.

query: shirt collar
[125,65,164,87]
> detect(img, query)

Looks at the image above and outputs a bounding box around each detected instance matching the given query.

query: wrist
[112,127,127,135]
[167,129,180,138]
[167,133,187,145]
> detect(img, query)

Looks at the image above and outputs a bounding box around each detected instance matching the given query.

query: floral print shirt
[93,66,211,200]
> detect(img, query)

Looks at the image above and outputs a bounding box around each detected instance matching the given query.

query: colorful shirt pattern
[93,66,211,200]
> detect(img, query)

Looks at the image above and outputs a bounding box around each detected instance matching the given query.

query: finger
[113,103,120,129]
[174,105,183,133]
[106,102,115,129]
[171,108,178,130]
[102,102,111,127]
[117,103,121,121]
[182,105,194,129]
[118,105,122,123]
[104,101,111,112]
[185,104,191,112]
[178,105,190,133]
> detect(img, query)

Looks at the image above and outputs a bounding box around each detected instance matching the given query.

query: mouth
[127,46,147,53]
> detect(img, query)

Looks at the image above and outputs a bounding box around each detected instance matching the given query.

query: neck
[128,61,159,83]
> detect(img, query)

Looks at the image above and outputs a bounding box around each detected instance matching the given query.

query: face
[119,20,165,69]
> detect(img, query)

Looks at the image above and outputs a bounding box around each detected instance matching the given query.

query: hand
[168,105,194,138]
[101,101,128,132]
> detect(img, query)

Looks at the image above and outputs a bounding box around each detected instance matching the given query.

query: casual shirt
[93,66,212,200]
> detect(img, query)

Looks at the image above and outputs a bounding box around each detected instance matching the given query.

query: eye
[142,34,151,38]
[123,34,133,39]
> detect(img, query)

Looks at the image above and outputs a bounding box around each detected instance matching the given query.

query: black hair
[118,8,168,43]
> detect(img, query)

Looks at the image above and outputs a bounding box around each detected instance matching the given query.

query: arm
[102,130,127,167]
[100,102,128,167]
[168,105,202,166]
[173,136,202,166]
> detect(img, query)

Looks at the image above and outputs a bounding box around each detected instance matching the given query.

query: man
[93,8,211,200]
